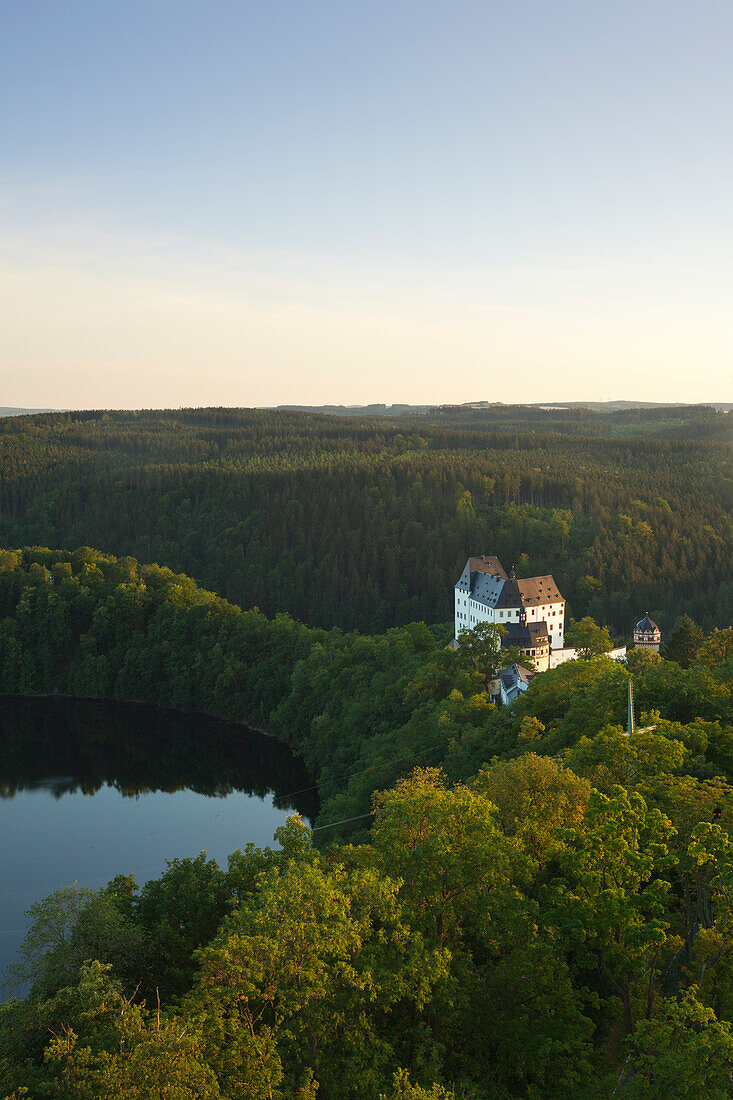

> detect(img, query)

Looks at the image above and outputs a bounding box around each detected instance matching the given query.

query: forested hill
[1,547,732,839]
[0,407,731,634]
[2,547,733,1095]
[278,402,733,438]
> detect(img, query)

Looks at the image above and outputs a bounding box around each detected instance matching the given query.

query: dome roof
[635,613,659,634]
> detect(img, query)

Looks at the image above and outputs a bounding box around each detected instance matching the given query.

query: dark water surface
[0,696,317,986]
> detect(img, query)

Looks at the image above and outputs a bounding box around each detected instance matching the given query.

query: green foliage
[564,724,690,791]
[1,539,733,1095]
[696,627,733,671]
[4,885,97,997]
[379,1070,457,1099]
[665,614,705,668]
[44,961,221,1099]
[192,824,446,1099]
[546,787,675,1033]
[625,986,733,1099]
[135,853,229,999]
[472,753,590,863]
[625,646,662,674]
[369,768,595,1096]
[0,407,730,634]
[566,616,613,659]
[456,621,529,691]
[372,768,519,948]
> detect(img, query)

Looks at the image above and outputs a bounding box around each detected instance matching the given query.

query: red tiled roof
[468,555,508,580]
[517,575,565,605]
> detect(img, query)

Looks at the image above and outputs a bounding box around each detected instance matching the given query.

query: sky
[1,0,732,409]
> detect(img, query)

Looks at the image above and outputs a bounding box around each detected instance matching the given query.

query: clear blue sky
[1,0,732,407]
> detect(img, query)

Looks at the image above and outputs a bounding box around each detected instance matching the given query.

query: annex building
[454,555,566,672]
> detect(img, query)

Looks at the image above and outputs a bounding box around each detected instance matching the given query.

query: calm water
[0,696,317,987]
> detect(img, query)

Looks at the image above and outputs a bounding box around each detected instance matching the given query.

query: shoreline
[0,691,278,742]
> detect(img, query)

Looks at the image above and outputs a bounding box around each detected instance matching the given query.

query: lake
[0,696,317,991]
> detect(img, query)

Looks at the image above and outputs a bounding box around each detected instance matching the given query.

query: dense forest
[280,402,733,440]
[0,407,730,634]
[0,409,730,1095]
[421,401,733,441]
[1,546,731,835]
[1,548,733,1095]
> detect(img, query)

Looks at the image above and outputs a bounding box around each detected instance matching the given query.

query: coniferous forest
[0,407,732,1097]
[0,407,730,633]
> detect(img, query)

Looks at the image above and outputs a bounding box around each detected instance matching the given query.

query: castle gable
[455,555,507,600]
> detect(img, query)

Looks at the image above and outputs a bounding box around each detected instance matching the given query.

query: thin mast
[627,678,635,737]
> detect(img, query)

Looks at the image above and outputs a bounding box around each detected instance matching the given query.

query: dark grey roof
[500,663,536,703]
[455,555,507,592]
[501,621,549,648]
[635,613,660,634]
[471,570,505,608]
[495,576,524,609]
[501,663,535,687]
[455,560,473,592]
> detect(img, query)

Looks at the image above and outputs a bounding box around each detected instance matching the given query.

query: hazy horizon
[2,1,732,407]
[2,398,732,417]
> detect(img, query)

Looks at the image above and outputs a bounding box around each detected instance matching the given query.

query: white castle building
[454,555,565,672]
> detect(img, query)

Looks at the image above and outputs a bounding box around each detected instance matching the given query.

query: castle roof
[635,613,660,635]
[495,575,523,609]
[456,555,564,611]
[501,621,549,648]
[454,556,507,598]
[500,662,536,702]
[468,570,505,608]
[500,662,535,689]
[468,555,508,580]
[517,575,564,606]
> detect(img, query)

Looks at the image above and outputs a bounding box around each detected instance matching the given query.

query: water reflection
[0,696,318,818]
[0,696,318,987]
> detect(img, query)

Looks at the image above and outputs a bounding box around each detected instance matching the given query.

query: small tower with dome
[634,613,661,653]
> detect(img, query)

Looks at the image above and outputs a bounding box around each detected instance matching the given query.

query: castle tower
[634,612,661,653]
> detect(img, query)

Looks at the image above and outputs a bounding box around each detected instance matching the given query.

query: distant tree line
[0,408,730,634]
[426,401,732,442]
